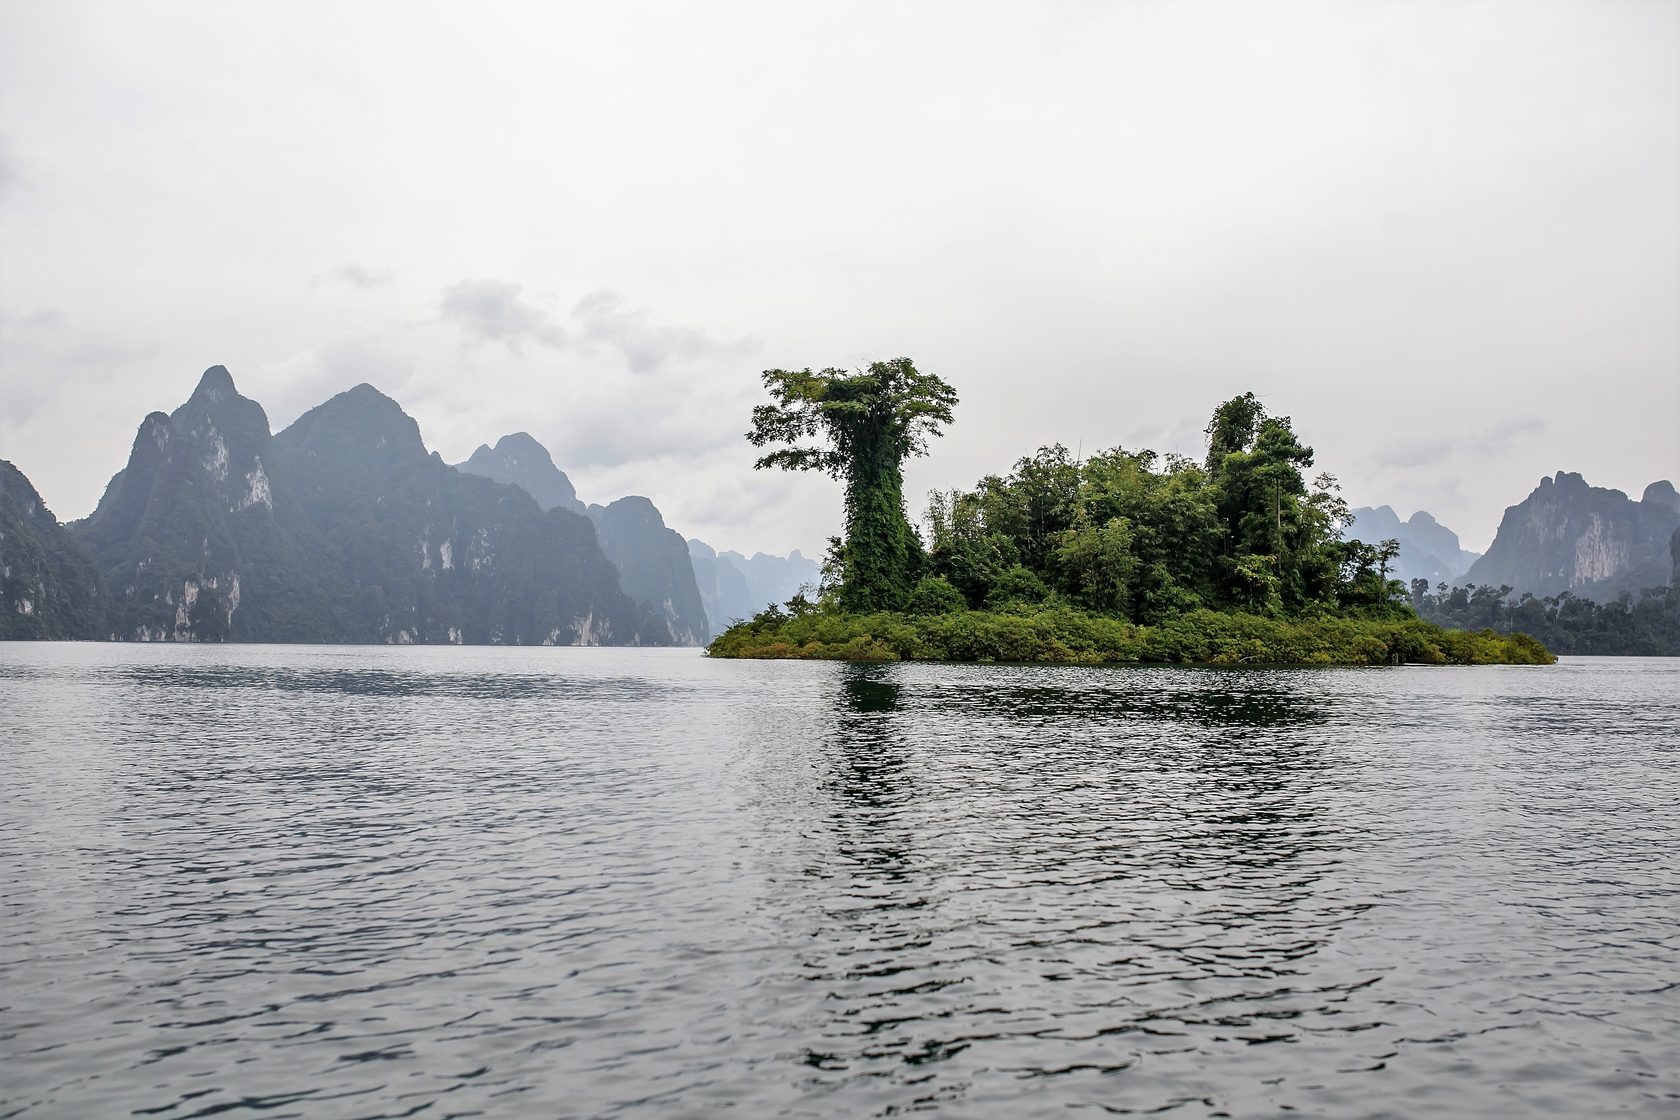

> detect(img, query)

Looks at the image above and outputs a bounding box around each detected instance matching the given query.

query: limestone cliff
[1462,471,1680,600]
[0,460,104,639]
[587,496,710,645]
[69,367,664,645]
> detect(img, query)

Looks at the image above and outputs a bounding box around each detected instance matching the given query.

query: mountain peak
[192,364,236,400]
[492,432,553,460]
[457,432,584,513]
[274,383,427,467]
[1642,480,1679,514]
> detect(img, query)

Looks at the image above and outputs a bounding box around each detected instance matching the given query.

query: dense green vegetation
[712,371,1553,665]
[709,600,1552,665]
[748,358,957,612]
[1412,581,1679,656]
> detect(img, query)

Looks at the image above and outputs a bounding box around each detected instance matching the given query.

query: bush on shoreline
[706,603,1554,666]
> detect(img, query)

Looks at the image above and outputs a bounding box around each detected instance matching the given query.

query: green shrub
[906,575,967,616]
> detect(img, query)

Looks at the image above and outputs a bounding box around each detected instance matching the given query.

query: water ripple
[1,646,1676,1118]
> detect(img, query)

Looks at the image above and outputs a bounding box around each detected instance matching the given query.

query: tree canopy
[716,385,1556,665]
[920,393,1407,623]
[748,358,957,611]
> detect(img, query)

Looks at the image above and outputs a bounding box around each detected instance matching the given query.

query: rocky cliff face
[587,496,710,644]
[69,367,664,645]
[0,460,104,639]
[1463,471,1680,600]
[453,432,711,645]
[74,365,333,641]
[1346,505,1480,585]
[456,432,587,515]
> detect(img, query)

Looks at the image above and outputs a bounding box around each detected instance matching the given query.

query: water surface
[1,645,1676,1117]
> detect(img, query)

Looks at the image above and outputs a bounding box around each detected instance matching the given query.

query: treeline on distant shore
[1411,582,1680,657]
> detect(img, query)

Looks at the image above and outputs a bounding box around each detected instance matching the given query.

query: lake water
[1,645,1675,1118]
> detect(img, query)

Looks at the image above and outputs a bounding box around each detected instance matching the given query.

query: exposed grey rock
[586,496,710,645]
[1463,471,1680,600]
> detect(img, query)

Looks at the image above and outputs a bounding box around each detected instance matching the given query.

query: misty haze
[2,3,1676,1119]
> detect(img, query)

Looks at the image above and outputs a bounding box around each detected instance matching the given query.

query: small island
[707,359,1552,665]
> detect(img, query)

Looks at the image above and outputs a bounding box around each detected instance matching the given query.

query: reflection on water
[1,645,1676,1119]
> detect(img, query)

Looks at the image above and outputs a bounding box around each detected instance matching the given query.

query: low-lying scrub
[706,603,1554,666]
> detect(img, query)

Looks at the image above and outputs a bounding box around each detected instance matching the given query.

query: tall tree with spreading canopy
[748,358,958,611]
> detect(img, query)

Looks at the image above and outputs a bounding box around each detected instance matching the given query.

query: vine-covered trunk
[839,436,920,612]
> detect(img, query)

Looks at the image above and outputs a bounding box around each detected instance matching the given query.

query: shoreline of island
[706,604,1553,665]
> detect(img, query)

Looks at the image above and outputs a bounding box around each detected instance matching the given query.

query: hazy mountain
[688,540,820,632]
[0,459,104,639]
[453,432,709,645]
[1346,506,1480,586]
[1462,472,1680,600]
[75,365,338,641]
[587,496,710,644]
[456,432,587,515]
[687,539,754,632]
[69,366,664,645]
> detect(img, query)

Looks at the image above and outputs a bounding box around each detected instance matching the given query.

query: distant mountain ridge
[1462,472,1679,600]
[688,539,820,632]
[8,366,672,644]
[1346,505,1480,586]
[451,431,818,641]
[456,433,710,643]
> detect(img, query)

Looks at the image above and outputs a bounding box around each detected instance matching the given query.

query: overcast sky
[2,0,1675,555]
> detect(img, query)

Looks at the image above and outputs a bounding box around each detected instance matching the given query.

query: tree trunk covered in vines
[747,358,958,614]
[840,435,921,612]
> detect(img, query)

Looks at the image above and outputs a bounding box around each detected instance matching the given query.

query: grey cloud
[255,334,419,427]
[572,289,756,374]
[1373,437,1455,469]
[1482,415,1546,451]
[438,279,568,354]
[329,263,394,289]
[1,308,159,370]
[0,135,25,200]
[1371,415,1545,469]
[663,471,808,531]
[548,395,746,470]
[438,280,754,372]
[0,309,159,424]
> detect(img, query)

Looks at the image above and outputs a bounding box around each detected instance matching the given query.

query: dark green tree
[748,358,958,612]
[1204,391,1266,471]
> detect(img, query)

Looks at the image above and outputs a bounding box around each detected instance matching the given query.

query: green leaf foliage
[720,380,1555,665]
[748,359,956,612]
